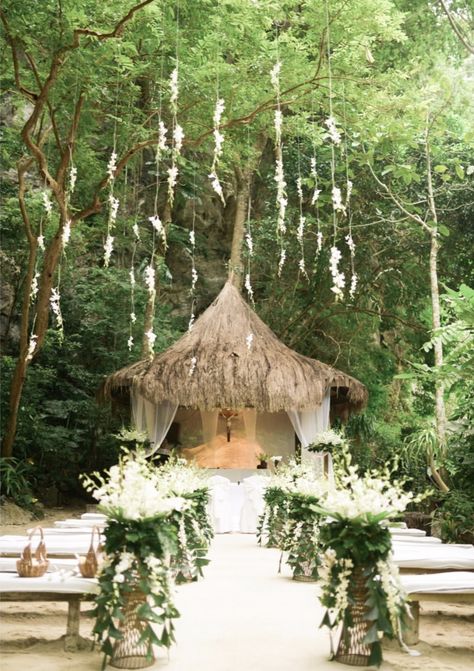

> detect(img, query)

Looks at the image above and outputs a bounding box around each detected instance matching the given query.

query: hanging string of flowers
[342,87,357,299]
[167,67,184,208]
[103,145,119,267]
[295,139,308,278]
[209,97,226,204]
[324,0,345,300]
[188,172,198,333]
[271,58,288,276]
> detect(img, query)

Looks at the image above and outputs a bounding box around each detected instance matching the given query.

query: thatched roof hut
[104,281,367,414]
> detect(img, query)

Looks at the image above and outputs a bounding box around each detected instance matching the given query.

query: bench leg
[64,597,81,651]
[404,601,420,645]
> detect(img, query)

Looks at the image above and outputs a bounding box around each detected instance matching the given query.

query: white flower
[297,215,305,244]
[149,214,164,239]
[50,287,63,328]
[42,192,53,215]
[213,129,224,158]
[170,68,179,111]
[209,172,225,204]
[274,110,282,144]
[191,266,198,290]
[26,334,38,362]
[308,429,346,450]
[245,274,254,302]
[270,61,281,90]
[37,235,45,251]
[296,177,303,199]
[127,335,134,351]
[299,258,306,275]
[213,98,225,126]
[132,222,140,239]
[168,165,179,190]
[173,124,184,153]
[278,248,286,276]
[346,180,353,207]
[189,356,197,376]
[30,271,40,302]
[69,166,77,193]
[144,264,155,294]
[188,313,195,332]
[189,230,195,246]
[158,121,168,151]
[316,231,323,253]
[129,269,135,287]
[311,188,321,205]
[107,151,118,180]
[246,333,254,350]
[62,220,71,248]
[103,234,114,267]
[108,194,120,224]
[130,312,136,324]
[329,245,345,298]
[146,329,156,350]
[332,186,345,213]
[345,233,355,254]
[349,272,358,299]
[325,116,341,145]
[245,231,253,256]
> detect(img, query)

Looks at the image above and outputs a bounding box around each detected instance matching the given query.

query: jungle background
[0,0,473,540]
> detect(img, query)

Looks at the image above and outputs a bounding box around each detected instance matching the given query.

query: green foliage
[0,457,37,509]
[435,490,474,544]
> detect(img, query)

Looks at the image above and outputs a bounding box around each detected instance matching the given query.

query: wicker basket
[17,526,49,577]
[335,566,371,666]
[110,589,155,669]
[78,525,103,578]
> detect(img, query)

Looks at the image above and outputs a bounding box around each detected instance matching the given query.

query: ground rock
[0,500,35,525]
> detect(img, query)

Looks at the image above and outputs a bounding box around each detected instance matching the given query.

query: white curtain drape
[131,389,178,456]
[200,409,219,446]
[242,408,257,442]
[287,389,333,479]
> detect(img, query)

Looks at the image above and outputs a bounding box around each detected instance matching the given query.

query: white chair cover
[239,476,268,533]
[206,476,233,534]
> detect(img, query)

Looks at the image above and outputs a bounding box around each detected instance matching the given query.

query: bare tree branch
[438,0,474,55]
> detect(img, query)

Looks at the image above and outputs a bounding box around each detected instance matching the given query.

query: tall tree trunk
[228,167,250,290]
[228,136,267,291]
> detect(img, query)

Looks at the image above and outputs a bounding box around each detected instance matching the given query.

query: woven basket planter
[335,566,371,666]
[110,589,155,669]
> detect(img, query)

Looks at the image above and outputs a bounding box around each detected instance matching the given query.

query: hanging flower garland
[103,149,119,267]
[324,0,345,300]
[209,98,226,204]
[167,68,184,208]
[271,60,288,276]
[295,160,308,278]
[342,88,357,299]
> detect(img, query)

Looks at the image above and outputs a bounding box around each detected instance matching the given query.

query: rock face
[0,500,35,525]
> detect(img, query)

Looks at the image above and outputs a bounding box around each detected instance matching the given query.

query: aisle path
[161,533,335,671]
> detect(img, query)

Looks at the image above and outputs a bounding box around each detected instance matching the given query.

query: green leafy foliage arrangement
[81,451,212,667]
[283,491,324,581]
[315,465,417,667]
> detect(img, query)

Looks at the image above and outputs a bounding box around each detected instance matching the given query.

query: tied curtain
[287,389,333,479]
[131,389,178,457]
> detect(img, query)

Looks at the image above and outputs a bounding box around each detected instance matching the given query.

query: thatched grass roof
[103,281,368,413]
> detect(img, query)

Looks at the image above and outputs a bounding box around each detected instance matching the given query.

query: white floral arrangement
[317,467,416,666]
[321,466,415,523]
[306,429,346,453]
[83,453,187,521]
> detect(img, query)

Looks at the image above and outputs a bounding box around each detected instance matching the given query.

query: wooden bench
[400,571,474,645]
[0,573,99,651]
